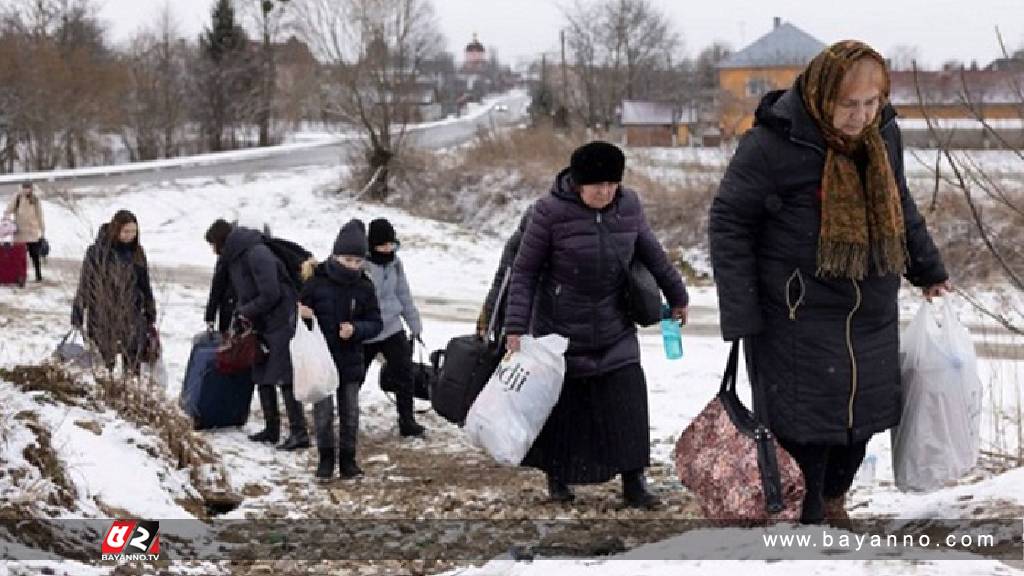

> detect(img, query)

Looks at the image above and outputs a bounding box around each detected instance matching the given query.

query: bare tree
[888,44,920,71]
[911,44,1024,332]
[560,0,681,129]
[0,0,123,170]
[234,0,292,146]
[292,0,445,201]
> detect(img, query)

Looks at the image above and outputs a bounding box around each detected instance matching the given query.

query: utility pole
[560,28,568,106]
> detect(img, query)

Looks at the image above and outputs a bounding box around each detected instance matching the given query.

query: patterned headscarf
[799,40,907,280]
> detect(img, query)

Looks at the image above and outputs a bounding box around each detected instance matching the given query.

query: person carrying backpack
[205,219,309,449]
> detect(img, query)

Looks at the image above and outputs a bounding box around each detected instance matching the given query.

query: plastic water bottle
[660,303,683,360]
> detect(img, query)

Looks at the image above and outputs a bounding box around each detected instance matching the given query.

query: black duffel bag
[431,334,504,425]
[432,270,509,425]
[379,335,437,401]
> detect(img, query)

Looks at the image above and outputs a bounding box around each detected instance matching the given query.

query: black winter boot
[622,469,661,510]
[398,418,425,438]
[338,450,363,479]
[248,386,280,443]
[547,475,575,503]
[397,390,426,437]
[278,432,311,451]
[315,448,335,484]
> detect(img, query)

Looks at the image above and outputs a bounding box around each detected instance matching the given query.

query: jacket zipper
[846,279,863,430]
[785,269,806,321]
[595,212,604,347]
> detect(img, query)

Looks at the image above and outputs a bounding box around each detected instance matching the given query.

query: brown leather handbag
[216,318,266,375]
[674,339,805,521]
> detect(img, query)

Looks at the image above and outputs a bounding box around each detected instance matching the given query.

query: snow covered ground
[1,156,1022,574]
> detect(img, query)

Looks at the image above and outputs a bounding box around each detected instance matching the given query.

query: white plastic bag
[892,299,982,492]
[465,334,569,465]
[0,217,16,241]
[290,314,339,404]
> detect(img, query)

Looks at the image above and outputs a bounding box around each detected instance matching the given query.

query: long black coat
[71,225,156,366]
[219,227,297,387]
[709,88,948,445]
[504,169,689,377]
[299,261,383,383]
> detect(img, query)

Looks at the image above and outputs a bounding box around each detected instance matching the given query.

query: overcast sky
[97,0,1024,69]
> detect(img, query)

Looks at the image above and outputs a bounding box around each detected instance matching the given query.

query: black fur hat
[569,141,625,185]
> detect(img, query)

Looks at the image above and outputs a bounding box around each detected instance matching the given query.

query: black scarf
[369,250,396,265]
[325,258,362,285]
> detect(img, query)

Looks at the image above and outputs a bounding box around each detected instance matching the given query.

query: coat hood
[221,227,264,263]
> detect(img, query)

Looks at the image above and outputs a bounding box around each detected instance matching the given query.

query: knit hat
[333,219,368,257]
[569,141,626,185]
[368,218,398,249]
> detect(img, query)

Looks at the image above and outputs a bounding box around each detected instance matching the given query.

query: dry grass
[3,361,234,519]
[385,124,717,271]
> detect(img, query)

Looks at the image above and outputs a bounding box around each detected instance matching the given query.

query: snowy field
[0,158,1022,574]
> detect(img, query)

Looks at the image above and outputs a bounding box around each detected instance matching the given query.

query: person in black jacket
[72,210,156,373]
[204,259,236,334]
[504,142,689,509]
[476,204,534,338]
[300,219,383,481]
[205,219,308,449]
[709,41,951,524]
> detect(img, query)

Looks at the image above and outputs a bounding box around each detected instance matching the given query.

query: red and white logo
[101,520,160,561]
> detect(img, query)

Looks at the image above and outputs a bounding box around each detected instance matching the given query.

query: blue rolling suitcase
[180,331,255,430]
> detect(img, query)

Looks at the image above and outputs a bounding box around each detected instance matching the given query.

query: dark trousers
[256,383,307,436]
[26,241,42,281]
[313,379,362,454]
[777,435,868,524]
[362,331,415,421]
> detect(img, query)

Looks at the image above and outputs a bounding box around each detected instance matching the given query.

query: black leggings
[777,435,868,524]
[26,241,42,280]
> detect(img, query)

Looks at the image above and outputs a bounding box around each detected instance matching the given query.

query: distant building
[716,18,824,139]
[620,100,697,147]
[463,33,486,74]
[891,68,1024,148]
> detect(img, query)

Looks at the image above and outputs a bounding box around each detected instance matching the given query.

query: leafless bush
[912,41,1024,462]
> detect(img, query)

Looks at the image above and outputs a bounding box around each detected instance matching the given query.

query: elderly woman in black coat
[504,141,689,509]
[710,40,950,524]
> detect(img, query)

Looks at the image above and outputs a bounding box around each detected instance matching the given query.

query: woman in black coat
[72,210,156,373]
[504,141,689,508]
[205,219,307,449]
[709,41,950,523]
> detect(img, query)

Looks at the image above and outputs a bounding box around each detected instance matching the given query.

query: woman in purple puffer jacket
[503,141,689,509]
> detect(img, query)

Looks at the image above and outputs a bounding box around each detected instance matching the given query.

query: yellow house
[717,18,825,139]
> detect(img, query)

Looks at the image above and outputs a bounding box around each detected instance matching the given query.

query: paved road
[0,93,530,196]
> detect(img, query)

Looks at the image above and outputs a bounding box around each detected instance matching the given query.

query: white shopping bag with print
[290,314,338,404]
[892,299,982,492]
[465,334,569,465]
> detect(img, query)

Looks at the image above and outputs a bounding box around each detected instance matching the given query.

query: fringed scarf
[799,40,907,280]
